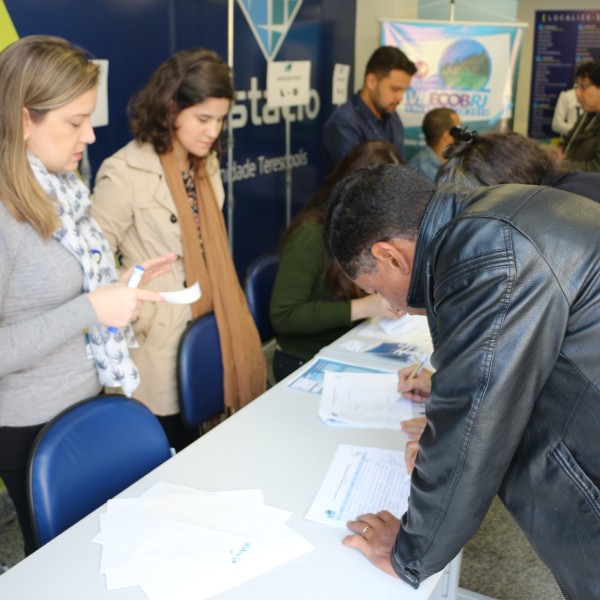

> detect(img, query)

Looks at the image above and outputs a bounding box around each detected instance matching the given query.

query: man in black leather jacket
[324,164,600,600]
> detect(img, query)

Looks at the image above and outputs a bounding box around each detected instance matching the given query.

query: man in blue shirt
[409,108,460,183]
[323,46,416,170]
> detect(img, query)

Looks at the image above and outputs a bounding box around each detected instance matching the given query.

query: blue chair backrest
[28,394,171,548]
[244,253,279,343]
[177,313,224,429]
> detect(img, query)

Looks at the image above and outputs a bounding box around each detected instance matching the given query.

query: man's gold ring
[361,524,370,535]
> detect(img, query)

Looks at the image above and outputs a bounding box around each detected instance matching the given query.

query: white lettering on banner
[221,149,309,182]
[230,77,320,128]
[403,88,490,118]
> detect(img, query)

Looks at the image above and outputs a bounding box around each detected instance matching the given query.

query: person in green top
[270,140,405,381]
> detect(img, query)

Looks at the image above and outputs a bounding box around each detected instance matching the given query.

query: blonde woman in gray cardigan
[0,36,173,557]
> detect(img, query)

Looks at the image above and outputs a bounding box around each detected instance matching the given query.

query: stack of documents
[93,482,314,600]
[318,371,422,428]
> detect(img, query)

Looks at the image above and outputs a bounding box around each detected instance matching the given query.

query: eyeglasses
[573,81,593,91]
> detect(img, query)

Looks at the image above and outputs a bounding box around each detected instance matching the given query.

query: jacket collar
[406,184,474,309]
[123,141,164,174]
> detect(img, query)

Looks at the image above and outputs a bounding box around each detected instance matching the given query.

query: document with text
[306,444,411,528]
[319,371,422,428]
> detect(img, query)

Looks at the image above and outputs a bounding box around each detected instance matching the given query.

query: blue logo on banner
[237,0,303,61]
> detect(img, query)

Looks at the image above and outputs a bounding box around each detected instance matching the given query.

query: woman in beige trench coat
[92,49,265,451]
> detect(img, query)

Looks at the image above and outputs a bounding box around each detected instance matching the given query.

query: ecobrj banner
[528,10,600,141]
[382,20,526,160]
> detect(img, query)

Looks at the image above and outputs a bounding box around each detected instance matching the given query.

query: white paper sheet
[377,314,419,335]
[318,371,421,428]
[306,444,411,528]
[94,482,313,599]
[159,281,201,304]
[138,524,313,600]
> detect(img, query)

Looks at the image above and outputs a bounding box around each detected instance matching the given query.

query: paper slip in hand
[318,371,418,428]
[159,281,201,304]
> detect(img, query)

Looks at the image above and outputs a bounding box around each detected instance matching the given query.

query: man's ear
[364,72,377,92]
[370,239,414,274]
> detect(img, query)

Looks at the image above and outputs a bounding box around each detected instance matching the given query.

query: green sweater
[270,221,353,360]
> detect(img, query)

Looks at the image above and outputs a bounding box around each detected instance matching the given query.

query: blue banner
[528,10,600,140]
[381,20,526,160]
[4,0,355,277]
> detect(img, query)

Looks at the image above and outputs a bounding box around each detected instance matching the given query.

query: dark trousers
[273,349,306,383]
[0,423,45,556]
[157,414,200,453]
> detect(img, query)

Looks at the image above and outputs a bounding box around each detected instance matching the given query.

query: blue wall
[5,0,355,278]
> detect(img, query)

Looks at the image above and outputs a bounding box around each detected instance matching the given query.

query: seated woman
[436,127,600,202]
[270,140,404,382]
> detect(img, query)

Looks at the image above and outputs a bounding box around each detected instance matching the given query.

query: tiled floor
[0,488,23,569]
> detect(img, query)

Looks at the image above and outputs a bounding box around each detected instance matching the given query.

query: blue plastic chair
[177,313,225,431]
[244,253,279,343]
[27,394,171,548]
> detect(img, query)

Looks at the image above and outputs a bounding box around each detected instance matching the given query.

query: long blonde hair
[0,35,99,237]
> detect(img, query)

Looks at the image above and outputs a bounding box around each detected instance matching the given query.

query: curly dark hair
[575,60,600,87]
[129,48,233,155]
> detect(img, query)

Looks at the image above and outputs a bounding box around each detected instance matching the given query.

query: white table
[0,318,460,600]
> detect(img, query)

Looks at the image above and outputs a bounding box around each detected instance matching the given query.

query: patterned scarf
[28,152,140,397]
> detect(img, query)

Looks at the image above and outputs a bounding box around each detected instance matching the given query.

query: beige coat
[91,141,225,416]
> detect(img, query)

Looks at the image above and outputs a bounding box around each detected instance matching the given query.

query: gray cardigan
[0,202,101,426]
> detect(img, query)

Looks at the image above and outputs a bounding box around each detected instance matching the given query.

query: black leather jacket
[392,183,600,600]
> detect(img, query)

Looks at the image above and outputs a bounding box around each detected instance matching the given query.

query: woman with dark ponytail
[437,128,600,202]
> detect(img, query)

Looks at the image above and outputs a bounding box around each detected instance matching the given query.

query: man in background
[408,108,460,182]
[562,60,600,172]
[323,46,416,169]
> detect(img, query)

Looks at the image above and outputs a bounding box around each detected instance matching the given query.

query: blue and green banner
[382,19,526,159]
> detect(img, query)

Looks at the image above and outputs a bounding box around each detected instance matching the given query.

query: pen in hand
[407,353,429,380]
[108,265,145,333]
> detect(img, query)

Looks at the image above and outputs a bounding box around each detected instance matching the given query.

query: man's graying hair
[324,165,435,279]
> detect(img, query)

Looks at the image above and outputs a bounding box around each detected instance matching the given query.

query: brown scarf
[160,151,266,412]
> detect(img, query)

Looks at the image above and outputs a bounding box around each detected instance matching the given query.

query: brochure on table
[321,315,434,371]
[286,356,395,395]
